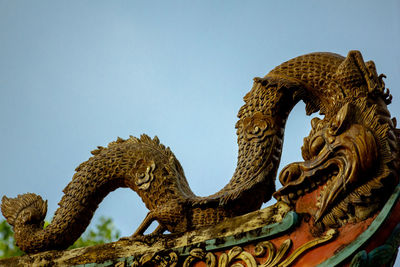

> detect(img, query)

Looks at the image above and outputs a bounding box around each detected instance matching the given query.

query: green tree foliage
[68,217,120,249]
[0,220,23,259]
[0,216,120,259]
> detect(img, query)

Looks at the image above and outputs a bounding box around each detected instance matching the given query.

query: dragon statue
[1,51,399,262]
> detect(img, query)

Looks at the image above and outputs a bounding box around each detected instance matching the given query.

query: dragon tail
[1,140,128,253]
[1,193,47,228]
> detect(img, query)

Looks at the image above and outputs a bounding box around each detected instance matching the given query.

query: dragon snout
[279,164,302,186]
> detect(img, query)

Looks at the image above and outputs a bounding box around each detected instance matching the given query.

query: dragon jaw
[274,103,380,228]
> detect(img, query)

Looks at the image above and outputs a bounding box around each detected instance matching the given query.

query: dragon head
[274,98,399,229]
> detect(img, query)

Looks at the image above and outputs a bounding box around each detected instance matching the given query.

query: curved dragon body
[2,50,398,253]
[1,136,197,252]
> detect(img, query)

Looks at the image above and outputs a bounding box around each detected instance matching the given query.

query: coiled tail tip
[1,193,47,227]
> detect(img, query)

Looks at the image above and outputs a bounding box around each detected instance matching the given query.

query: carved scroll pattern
[119,228,335,266]
[131,251,179,267]
[181,229,337,267]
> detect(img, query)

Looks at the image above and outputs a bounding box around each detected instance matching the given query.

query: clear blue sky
[1,0,399,252]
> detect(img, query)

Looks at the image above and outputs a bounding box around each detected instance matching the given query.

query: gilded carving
[278,229,337,267]
[183,248,217,267]
[255,239,291,267]
[132,251,178,267]
[239,111,276,142]
[1,50,399,254]
[180,229,337,267]
[218,246,258,266]
[135,160,156,191]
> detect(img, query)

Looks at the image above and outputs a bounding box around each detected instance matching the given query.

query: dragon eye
[310,136,325,156]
